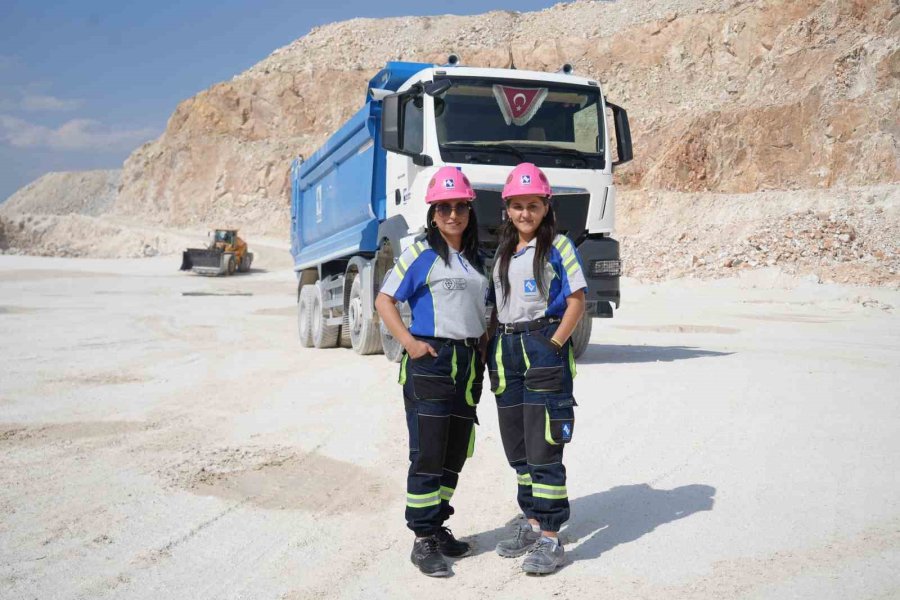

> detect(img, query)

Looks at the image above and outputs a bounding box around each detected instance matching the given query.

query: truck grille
[472,190,590,243]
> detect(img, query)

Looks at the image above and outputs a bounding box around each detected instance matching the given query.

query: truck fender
[376,215,411,262]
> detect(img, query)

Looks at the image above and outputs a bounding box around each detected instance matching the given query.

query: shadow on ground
[468,483,716,562]
[578,344,732,364]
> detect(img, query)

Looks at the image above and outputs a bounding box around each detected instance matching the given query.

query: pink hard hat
[425,166,477,204]
[501,162,552,200]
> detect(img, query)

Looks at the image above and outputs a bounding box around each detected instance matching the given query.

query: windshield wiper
[526,146,595,166]
[441,142,526,162]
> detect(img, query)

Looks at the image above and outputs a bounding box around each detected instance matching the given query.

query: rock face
[113,0,899,237]
[1,170,120,217]
[4,0,899,283]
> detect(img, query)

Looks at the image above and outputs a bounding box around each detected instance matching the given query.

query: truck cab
[291,58,632,360]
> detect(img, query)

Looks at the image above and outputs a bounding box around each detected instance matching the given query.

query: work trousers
[488,323,576,532]
[400,337,484,536]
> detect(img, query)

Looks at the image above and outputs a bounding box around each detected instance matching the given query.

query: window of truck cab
[434,77,605,169]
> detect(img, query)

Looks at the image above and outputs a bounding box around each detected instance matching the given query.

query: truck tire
[348,276,382,355]
[227,255,236,276]
[570,313,593,359]
[380,321,404,363]
[298,285,315,348]
[312,284,340,348]
[239,254,251,273]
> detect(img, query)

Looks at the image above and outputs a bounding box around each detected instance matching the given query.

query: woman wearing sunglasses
[375,166,488,577]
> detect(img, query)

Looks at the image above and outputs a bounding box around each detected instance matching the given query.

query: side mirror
[380,91,431,164]
[381,93,402,153]
[606,102,633,167]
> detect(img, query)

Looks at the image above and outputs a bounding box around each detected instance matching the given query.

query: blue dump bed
[290,61,432,271]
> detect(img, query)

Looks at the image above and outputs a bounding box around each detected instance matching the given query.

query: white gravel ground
[1,249,898,599]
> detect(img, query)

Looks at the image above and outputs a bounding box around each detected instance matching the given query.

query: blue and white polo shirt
[380,240,488,340]
[489,234,588,324]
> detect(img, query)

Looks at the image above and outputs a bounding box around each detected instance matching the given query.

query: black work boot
[410,535,451,577]
[434,526,472,557]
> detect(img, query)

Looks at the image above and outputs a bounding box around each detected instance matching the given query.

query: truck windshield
[435,78,604,169]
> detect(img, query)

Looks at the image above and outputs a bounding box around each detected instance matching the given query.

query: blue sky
[0,0,560,202]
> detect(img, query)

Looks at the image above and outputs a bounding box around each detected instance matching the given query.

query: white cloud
[20,94,83,112]
[0,115,157,151]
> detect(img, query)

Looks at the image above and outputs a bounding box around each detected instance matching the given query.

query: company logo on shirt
[443,278,467,290]
[523,279,537,295]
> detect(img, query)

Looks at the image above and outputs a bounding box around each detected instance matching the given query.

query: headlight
[589,259,622,277]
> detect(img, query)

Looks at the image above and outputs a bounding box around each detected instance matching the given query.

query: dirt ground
[1,245,899,600]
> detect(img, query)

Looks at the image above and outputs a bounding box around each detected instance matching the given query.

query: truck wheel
[570,313,593,359]
[312,284,339,348]
[298,285,315,348]
[227,255,236,276]
[380,321,404,362]
[348,276,382,355]
[239,254,251,273]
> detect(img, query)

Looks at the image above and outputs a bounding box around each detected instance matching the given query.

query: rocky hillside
[1,170,120,217]
[4,0,898,284]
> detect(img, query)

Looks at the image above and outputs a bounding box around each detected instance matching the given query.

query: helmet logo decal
[521,174,531,185]
[443,178,455,190]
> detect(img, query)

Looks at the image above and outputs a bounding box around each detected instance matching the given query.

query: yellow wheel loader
[180,229,253,276]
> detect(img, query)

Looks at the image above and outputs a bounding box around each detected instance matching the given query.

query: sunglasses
[433,203,471,217]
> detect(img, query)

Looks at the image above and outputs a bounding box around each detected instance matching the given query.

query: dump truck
[180,229,253,276]
[291,56,632,361]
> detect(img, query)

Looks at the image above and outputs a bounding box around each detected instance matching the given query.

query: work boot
[522,536,565,575]
[495,522,541,558]
[410,535,451,577]
[434,526,471,557]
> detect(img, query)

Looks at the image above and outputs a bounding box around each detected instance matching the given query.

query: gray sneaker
[522,536,565,575]
[495,522,541,558]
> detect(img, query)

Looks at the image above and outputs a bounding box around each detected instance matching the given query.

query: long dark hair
[425,203,484,273]
[496,199,557,305]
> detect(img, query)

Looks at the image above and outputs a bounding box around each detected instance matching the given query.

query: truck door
[384,94,426,232]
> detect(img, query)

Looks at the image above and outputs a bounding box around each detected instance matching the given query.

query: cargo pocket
[412,374,456,401]
[545,406,575,445]
[525,366,564,392]
[414,412,449,475]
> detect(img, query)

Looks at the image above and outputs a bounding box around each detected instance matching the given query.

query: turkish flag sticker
[493,85,548,126]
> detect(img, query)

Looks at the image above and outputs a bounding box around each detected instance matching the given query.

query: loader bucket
[180,251,193,271]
